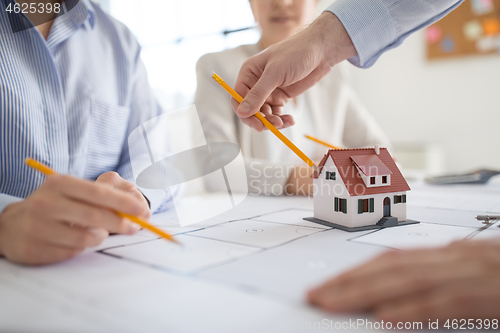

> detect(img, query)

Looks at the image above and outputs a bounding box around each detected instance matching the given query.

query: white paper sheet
[488,203,500,213]
[0,254,175,332]
[1,253,335,333]
[104,235,260,274]
[3,183,500,332]
[407,206,486,228]
[89,227,203,252]
[149,193,314,228]
[408,183,500,212]
[0,280,109,333]
[351,223,478,250]
[199,228,384,302]
[188,219,322,249]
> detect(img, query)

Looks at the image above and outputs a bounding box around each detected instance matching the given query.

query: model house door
[383,197,391,216]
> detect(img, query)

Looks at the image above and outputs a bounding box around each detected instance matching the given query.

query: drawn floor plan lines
[90,227,204,252]
[104,235,260,274]
[199,228,384,302]
[90,233,157,252]
[187,219,323,249]
[251,209,330,229]
[407,206,486,228]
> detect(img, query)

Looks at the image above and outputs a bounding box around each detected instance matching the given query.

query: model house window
[382,176,387,184]
[370,177,376,185]
[394,195,407,204]
[358,198,375,214]
[334,197,347,214]
[326,171,336,180]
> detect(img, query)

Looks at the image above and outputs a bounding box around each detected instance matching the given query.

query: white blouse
[195,44,391,195]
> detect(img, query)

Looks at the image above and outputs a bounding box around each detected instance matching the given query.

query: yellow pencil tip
[313,165,319,173]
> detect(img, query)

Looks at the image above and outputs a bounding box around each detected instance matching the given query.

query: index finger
[46,175,144,216]
[234,58,280,118]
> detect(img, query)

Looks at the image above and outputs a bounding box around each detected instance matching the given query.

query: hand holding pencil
[212,73,319,172]
[0,158,177,266]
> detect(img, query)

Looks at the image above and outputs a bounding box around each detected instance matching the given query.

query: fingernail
[238,101,251,115]
[128,223,141,234]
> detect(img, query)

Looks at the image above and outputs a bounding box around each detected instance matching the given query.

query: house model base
[304,217,420,232]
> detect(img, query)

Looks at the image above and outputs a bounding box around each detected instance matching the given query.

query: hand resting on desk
[308,239,500,324]
[0,172,149,265]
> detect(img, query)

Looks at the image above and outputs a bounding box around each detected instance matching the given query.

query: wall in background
[349,30,500,174]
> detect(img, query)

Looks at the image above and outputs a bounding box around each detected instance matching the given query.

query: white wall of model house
[314,157,351,226]
[313,156,408,228]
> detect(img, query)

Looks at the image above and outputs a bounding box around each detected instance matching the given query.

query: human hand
[95,171,151,221]
[232,12,356,131]
[0,174,145,265]
[307,239,500,324]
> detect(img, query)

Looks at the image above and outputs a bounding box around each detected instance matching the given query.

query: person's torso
[0,0,136,198]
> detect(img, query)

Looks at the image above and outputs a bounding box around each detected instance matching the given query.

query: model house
[305,146,418,231]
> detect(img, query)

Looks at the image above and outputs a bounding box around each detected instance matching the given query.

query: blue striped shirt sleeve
[113,51,181,214]
[326,0,465,68]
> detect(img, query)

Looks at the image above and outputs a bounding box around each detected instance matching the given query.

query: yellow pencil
[212,72,318,172]
[25,158,181,245]
[305,134,342,150]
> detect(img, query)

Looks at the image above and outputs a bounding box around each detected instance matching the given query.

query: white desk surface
[1,180,500,333]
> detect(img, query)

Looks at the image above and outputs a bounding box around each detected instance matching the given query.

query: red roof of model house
[313,148,410,196]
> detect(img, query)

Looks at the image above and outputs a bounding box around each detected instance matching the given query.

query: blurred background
[96,0,500,179]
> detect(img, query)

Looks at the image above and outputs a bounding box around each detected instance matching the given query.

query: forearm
[326,0,465,68]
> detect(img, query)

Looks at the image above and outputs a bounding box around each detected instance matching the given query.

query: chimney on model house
[375,144,380,155]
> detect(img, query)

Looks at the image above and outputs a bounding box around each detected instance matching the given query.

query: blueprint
[1,184,500,332]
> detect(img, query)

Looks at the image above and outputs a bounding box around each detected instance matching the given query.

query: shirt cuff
[326,0,397,68]
[0,194,23,215]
